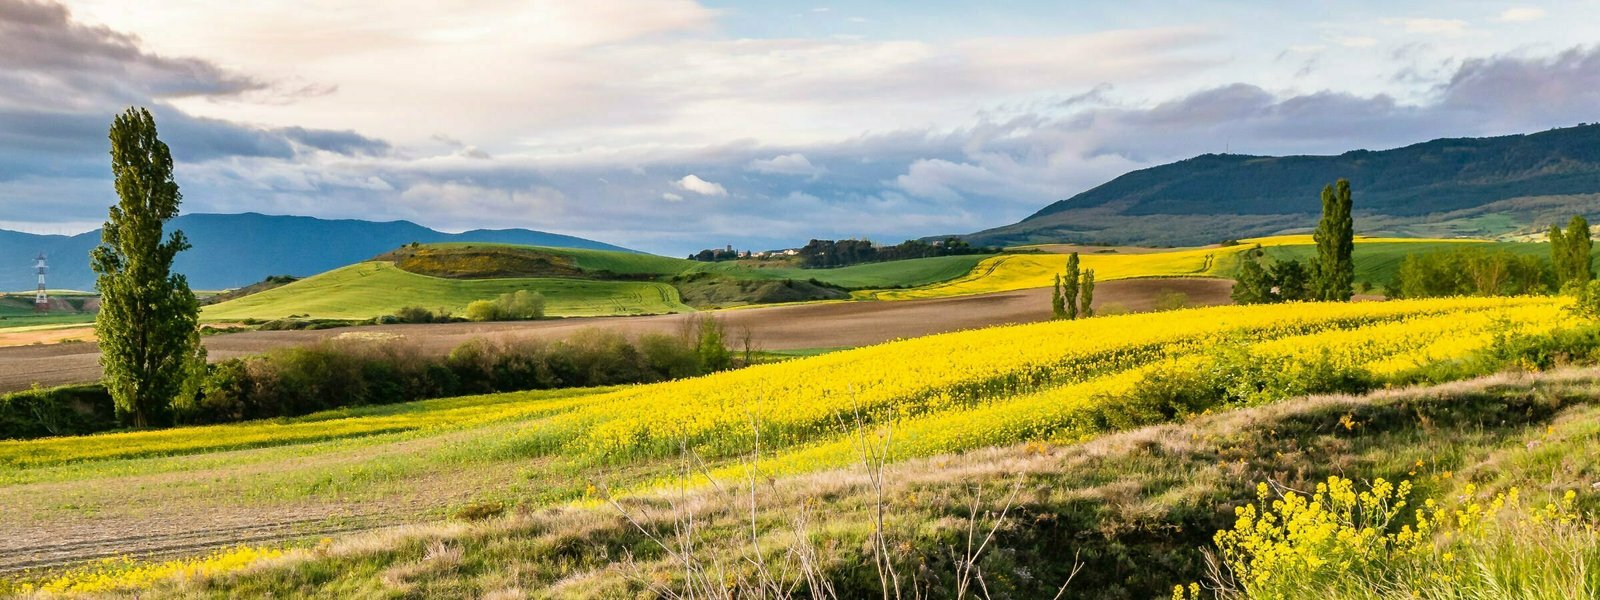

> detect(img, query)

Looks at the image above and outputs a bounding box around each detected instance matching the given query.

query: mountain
[967,123,1600,247]
[0,213,634,292]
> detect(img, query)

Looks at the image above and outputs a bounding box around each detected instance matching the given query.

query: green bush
[0,385,116,440]
[464,291,545,322]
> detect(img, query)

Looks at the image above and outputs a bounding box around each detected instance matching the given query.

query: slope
[968,123,1600,247]
[201,262,690,321]
[0,213,634,292]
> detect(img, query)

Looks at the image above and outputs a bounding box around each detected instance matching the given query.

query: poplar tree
[1566,215,1592,286]
[1311,179,1355,301]
[92,108,204,428]
[1079,269,1096,318]
[1550,224,1571,286]
[1063,252,1081,320]
[1051,274,1066,319]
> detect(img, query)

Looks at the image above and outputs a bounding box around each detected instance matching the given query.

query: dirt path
[0,278,1233,393]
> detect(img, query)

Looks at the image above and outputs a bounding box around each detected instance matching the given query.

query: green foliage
[693,316,733,373]
[464,290,547,322]
[1063,252,1081,319]
[1390,248,1552,299]
[1051,274,1066,319]
[181,329,718,425]
[1268,259,1310,301]
[0,385,115,440]
[1553,215,1594,288]
[1311,179,1355,301]
[1231,252,1274,305]
[393,306,452,324]
[1572,281,1600,321]
[91,107,204,428]
[1080,268,1096,318]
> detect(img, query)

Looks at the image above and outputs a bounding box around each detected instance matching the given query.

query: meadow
[3,295,1592,597]
[201,262,692,321]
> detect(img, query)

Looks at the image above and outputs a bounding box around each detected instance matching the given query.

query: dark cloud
[280,127,392,156]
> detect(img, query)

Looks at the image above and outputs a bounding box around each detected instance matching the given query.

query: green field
[1257,240,1561,289]
[201,262,691,321]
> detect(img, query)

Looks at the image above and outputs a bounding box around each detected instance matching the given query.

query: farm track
[0,279,1233,393]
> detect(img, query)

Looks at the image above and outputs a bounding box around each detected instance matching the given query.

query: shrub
[0,385,116,440]
[464,300,500,322]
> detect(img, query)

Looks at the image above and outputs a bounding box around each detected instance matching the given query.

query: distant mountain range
[967,123,1600,247]
[0,213,632,292]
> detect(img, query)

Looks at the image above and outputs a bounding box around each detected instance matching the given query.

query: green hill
[968,123,1600,247]
[202,262,690,321]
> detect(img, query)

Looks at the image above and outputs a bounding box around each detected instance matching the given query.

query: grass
[1259,239,1556,289]
[200,262,692,321]
[0,297,1581,595]
[39,369,1600,598]
[428,242,993,289]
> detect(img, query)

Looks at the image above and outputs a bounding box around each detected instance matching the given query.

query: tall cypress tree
[1051,274,1066,319]
[1311,180,1355,301]
[92,108,205,428]
[1079,269,1095,318]
[1551,224,1572,286]
[1063,252,1081,320]
[1567,215,1592,286]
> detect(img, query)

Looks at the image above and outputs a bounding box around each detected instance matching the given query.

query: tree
[1063,252,1081,320]
[1079,269,1096,318]
[1051,274,1066,320]
[1231,252,1273,305]
[1566,215,1593,287]
[1311,180,1355,301]
[465,300,501,322]
[1269,259,1310,301]
[91,107,204,428]
[1550,224,1571,286]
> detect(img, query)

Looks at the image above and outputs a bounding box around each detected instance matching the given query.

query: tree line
[1052,252,1096,320]
[796,238,997,268]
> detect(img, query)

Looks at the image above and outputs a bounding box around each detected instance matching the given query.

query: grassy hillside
[202,262,690,321]
[966,123,1600,247]
[1,296,1593,596]
[422,242,992,289]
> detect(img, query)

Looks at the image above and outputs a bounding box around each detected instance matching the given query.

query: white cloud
[1496,7,1546,22]
[746,153,825,177]
[662,192,684,201]
[1385,17,1469,35]
[1328,35,1378,48]
[674,174,728,197]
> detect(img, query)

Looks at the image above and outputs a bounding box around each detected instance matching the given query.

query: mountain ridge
[967,123,1600,247]
[0,212,633,292]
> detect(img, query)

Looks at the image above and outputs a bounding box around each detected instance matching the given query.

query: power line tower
[34,253,48,313]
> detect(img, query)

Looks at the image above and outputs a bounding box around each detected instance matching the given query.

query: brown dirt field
[0,326,96,348]
[0,278,1233,393]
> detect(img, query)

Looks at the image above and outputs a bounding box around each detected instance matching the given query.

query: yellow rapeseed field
[859,236,1484,300]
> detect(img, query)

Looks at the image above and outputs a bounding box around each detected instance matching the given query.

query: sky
[2,1,1600,255]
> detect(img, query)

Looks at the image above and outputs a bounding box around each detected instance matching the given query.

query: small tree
[1231,253,1273,305]
[1051,274,1066,320]
[92,107,204,428]
[1566,215,1592,287]
[694,316,732,372]
[1550,224,1571,286]
[1079,269,1095,318]
[1270,259,1310,301]
[1310,180,1355,301]
[1063,252,1081,320]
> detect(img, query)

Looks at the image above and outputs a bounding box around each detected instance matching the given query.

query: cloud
[1496,7,1546,22]
[1384,18,1469,35]
[662,192,684,201]
[746,153,825,177]
[674,174,728,197]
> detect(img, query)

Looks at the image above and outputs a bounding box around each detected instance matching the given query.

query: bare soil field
[0,278,1232,393]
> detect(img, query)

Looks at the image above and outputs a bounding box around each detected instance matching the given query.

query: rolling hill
[201,244,994,320]
[0,213,633,292]
[967,123,1600,247]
